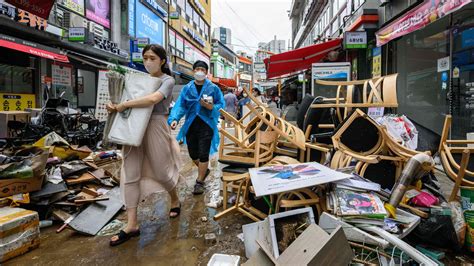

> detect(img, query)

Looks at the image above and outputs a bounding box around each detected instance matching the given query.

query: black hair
[193,60,209,71]
[142,44,172,75]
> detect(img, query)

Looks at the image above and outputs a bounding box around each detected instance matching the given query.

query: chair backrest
[255,130,278,166]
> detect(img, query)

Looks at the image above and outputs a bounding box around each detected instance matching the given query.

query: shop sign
[57,0,85,16]
[182,25,205,47]
[68,27,86,42]
[0,2,15,19]
[52,63,72,87]
[312,63,351,80]
[169,11,179,19]
[344,31,367,49]
[95,70,110,122]
[132,52,143,62]
[140,0,167,17]
[372,47,381,78]
[86,0,110,28]
[135,37,149,48]
[193,0,205,15]
[5,0,54,19]
[240,73,252,81]
[453,66,460,78]
[376,0,472,47]
[437,56,450,72]
[93,35,121,56]
[128,0,135,36]
[0,93,35,111]
[136,1,165,45]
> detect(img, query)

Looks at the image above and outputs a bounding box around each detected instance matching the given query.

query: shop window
[393,16,450,135]
[0,63,34,94]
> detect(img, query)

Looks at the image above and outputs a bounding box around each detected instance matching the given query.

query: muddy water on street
[7,150,249,266]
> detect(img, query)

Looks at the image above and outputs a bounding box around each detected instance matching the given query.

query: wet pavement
[7,145,250,266]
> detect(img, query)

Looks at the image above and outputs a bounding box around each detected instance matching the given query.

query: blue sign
[136,1,165,45]
[140,0,168,17]
[373,46,381,57]
[128,0,135,37]
[462,27,474,49]
[441,71,448,82]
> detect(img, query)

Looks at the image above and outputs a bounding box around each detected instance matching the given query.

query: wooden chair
[218,107,276,165]
[311,74,399,123]
[219,130,278,213]
[439,115,474,186]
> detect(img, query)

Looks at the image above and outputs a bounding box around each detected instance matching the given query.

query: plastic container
[207,254,240,266]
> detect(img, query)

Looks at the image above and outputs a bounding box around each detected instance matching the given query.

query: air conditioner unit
[54,8,65,27]
[70,13,87,28]
[89,22,105,39]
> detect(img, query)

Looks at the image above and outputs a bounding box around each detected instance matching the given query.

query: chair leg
[222,180,228,210]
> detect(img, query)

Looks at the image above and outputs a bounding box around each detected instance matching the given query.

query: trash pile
[214,85,474,264]
[0,132,122,262]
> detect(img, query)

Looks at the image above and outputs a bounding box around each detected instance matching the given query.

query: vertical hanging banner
[5,0,54,19]
[376,0,473,47]
[372,47,381,78]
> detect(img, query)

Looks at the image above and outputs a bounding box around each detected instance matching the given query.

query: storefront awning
[212,78,237,88]
[264,39,342,79]
[0,34,69,63]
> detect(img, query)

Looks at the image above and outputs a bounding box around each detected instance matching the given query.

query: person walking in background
[168,60,225,195]
[224,88,238,125]
[106,45,181,246]
[237,91,250,120]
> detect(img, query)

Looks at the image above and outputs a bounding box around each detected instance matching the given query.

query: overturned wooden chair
[217,130,278,221]
[439,115,474,186]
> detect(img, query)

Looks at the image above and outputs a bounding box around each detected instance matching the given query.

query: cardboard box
[262,207,315,259]
[0,151,48,198]
[0,207,40,263]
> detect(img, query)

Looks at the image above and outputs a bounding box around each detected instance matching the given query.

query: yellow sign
[0,93,36,111]
[372,47,382,78]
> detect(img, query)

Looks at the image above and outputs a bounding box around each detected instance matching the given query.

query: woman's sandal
[109,229,140,247]
[169,203,181,218]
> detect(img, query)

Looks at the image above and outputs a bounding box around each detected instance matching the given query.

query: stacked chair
[214,89,324,221]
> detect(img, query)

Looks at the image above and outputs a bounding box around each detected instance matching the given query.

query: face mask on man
[144,62,161,74]
[194,71,206,81]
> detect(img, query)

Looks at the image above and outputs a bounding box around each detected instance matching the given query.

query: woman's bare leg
[110,208,139,242]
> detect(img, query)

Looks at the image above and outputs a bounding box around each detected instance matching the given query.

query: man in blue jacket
[169,60,225,195]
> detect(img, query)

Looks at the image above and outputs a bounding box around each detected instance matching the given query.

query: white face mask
[144,62,161,75]
[194,71,206,81]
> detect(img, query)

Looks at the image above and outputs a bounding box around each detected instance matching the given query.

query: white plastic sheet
[108,73,162,146]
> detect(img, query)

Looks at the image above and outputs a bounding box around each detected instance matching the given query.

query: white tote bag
[108,72,162,146]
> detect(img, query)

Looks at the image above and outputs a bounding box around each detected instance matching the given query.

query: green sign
[344,31,367,49]
[68,27,86,42]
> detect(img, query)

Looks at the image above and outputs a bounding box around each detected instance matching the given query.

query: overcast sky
[211,0,292,55]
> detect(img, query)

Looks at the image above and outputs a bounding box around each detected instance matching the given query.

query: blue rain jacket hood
[168,79,225,155]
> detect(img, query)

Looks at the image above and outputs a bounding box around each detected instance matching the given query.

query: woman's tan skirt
[120,114,181,208]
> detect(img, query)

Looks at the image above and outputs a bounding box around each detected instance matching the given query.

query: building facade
[258,36,286,54]
[237,52,253,90]
[210,38,237,80]
[377,1,474,138]
[168,0,212,86]
[212,26,232,50]
[0,0,129,113]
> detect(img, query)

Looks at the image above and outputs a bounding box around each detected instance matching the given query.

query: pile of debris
[0,132,123,262]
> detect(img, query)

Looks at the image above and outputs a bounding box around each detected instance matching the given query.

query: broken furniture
[218,130,278,220]
[439,115,474,186]
[310,74,399,122]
